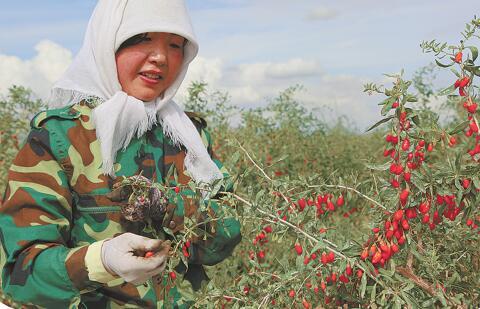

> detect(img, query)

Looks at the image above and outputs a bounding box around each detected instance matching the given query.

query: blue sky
[0,1,479,129]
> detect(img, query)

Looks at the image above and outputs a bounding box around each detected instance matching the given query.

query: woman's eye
[170,43,181,49]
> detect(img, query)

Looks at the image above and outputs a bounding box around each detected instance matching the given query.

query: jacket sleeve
[0,126,116,307]
[162,127,241,266]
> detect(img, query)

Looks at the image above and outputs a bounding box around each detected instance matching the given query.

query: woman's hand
[101,232,171,285]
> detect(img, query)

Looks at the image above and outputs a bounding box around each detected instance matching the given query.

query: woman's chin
[131,93,158,102]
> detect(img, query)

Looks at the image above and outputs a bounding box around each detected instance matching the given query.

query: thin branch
[396,267,436,296]
[310,184,387,210]
[237,141,272,181]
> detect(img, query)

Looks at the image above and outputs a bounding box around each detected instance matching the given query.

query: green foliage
[0,86,44,195]
[183,81,237,130]
[187,17,480,308]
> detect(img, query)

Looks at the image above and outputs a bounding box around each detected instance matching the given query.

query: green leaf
[448,120,469,135]
[438,85,456,96]
[378,96,396,106]
[295,255,304,271]
[365,161,391,171]
[405,94,418,102]
[473,176,480,189]
[408,246,425,263]
[410,173,426,193]
[437,291,447,306]
[230,151,241,164]
[411,115,421,126]
[435,59,454,68]
[464,65,480,77]
[450,67,461,78]
[370,283,377,303]
[366,116,394,132]
[310,240,326,254]
[380,98,397,116]
[467,45,478,62]
[255,189,265,203]
[360,272,367,298]
[403,282,415,292]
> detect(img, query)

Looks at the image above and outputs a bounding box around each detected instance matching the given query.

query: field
[0,17,479,309]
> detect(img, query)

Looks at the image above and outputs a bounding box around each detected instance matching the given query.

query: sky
[0,1,479,130]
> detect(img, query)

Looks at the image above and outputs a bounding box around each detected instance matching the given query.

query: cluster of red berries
[267,191,348,230]
[248,191,357,305]
[453,53,480,160]
[466,216,480,231]
[463,108,480,160]
[286,290,315,309]
[250,191,347,262]
[452,50,467,97]
[249,225,273,260]
[295,193,345,217]
[182,240,191,258]
[385,135,431,178]
[365,104,420,267]
[454,76,471,97]
[462,99,477,114]
[369,111,477,266]
[362,213,405,267]
[437,194,462,223]
[292,243,361,304]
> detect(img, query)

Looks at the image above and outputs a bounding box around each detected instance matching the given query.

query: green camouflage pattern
[0,101,241,308]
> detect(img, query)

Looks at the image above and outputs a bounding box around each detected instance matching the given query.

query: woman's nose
[148,49,167,66]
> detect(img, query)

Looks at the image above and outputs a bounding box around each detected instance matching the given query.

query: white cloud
[228,85,263,105]
[183,56,223,86]
[177,56,225,101]
[0,40,382,130]
[179,57,323,107]
[178,56,381,130]
[0,40,72,99]
[306,7,339,21]
[32,41,73,83]
[237,58,322,82]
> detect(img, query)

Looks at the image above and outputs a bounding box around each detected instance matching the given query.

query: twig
[236,141,294,207]
[237,141,272,181]
[248,271,281,280]
[396,267,436,296]
[309,184,387,210]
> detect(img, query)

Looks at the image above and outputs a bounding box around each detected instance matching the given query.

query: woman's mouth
[140,72,163,80]
[139,72,164,84]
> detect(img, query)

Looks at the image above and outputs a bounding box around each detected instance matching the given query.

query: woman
[0,0,241,308]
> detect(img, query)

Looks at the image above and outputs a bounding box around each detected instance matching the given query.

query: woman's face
[115,32,185,102]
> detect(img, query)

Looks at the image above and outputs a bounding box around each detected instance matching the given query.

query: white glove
[101,232,171,285]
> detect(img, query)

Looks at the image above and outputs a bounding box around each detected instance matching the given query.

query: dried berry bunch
[107,175,168,222]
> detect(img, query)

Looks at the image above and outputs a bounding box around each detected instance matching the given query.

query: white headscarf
[48,0,222,185]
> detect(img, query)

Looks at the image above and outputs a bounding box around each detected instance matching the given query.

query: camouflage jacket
[0,102,241,308]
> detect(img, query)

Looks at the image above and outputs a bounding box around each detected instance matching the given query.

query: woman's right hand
[101,232,171,285]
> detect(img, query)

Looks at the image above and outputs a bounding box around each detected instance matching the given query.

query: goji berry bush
[189,17,480,308]
[1,17,479,309]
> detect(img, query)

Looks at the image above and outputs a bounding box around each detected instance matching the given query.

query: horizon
[0,1,478,130]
